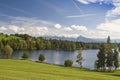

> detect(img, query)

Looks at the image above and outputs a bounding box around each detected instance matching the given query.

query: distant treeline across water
[0,33,119,51]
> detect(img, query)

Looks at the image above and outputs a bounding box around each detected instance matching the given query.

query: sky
[0,0,120,39]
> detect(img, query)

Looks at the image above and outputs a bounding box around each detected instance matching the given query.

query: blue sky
[0,0,120,39]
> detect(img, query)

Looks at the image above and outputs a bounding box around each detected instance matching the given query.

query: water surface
[12,49,99,69]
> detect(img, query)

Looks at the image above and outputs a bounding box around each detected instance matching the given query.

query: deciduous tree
[4,45,13,58]
[39,54,45,62]
[22,52,29,59]
[76,48,83,68]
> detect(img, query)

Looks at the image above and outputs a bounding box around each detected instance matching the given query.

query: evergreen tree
[94,60,99,70]
[106,50,114,71]
[97,45,106,71]
[107,36,111,44]
[113,49,120,70]
[106,36,113,71]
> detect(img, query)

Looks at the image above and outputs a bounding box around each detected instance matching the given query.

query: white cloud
[0,26,7,31]
[106,7,120,17]
[0,17,52,36]
[106,1,120,18]
[71,25,87,31]
[54,24,62,29]
[58,33,79,38]
[92,19,120,39]
[76,0,104,4]
[76,0,89,4]
[76,0,113,4]
[84,29,110,39]
[32,26,48,31]
[63,27,72,31]
[9,25,19,33]
[97,19,120,32]
[0,25,49,35]
[24,26,49,36]
[67,14,95,18]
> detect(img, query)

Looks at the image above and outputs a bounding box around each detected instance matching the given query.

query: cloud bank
[0,16,120,39]
[0,16,88,38]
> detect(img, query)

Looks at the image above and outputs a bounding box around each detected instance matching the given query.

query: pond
[11,49,99,69]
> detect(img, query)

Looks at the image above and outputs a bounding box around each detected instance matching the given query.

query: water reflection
[11,49,99,69]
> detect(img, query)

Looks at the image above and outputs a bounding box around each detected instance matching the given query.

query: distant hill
[44,36,75,41]
[0,33,22,41]
[44,35,100,42]
[76,36,96,42]
[44,35,120,43]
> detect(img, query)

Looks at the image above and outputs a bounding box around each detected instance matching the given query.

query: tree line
[0,33,106,52]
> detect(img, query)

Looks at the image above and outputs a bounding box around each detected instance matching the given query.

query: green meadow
[0,59,120,80]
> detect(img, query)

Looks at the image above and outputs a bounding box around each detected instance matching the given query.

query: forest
[0,33,119,51]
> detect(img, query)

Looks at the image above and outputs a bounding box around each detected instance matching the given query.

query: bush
[22,52,29,59]
[64,59,73,67]
[39,54,45,62]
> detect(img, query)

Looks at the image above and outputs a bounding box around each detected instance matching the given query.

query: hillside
[0,59,120,80]
[0,34,22,41]
[44,35,104,43]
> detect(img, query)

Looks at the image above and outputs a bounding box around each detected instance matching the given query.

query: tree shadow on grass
[111,74,120,77]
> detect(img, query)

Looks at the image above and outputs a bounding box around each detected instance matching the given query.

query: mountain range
[44,35,120,43]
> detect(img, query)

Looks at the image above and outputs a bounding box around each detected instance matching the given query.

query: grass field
[0,59,120,80]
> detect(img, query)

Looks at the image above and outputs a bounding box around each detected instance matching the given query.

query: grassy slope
[0,59,120,80]
[0,34,21,41]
